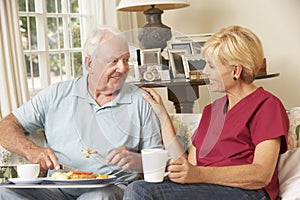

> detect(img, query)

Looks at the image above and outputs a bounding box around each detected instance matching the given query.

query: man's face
[88,35,130,95]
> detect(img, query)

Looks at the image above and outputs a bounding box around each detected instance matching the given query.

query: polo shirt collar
[73,74,133,106]
[73,74,89,99]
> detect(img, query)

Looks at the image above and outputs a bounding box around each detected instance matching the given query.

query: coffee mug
[141,148,168,183]
[17,164,40,179]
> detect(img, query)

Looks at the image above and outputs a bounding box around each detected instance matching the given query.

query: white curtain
[0,0,29,120]
[117,12,139,46]
[90,0,119,28]
[115,0,139,45]
[86,0,139,44]
[88,0,138,31]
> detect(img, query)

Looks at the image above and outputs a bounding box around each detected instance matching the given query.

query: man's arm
[0,113,60,170]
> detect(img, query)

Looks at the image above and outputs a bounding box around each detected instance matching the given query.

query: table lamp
[117,0,190,50]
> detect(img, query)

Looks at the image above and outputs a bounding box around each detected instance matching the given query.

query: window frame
[18,0,91,94]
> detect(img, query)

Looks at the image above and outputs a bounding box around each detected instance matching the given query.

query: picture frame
[173,33,212,54]
[168,49,188,78]
[158,70,171,81]
[174,33,212,42]
[139,64,162,82]
[190,41,206,55]
[182,54,206,79]
[126,61,140,82]
[128,44,139,63]
[168,41,194,54]
[140,48,161,66]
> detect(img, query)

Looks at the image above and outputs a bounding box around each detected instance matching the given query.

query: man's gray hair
[83,25,122,58]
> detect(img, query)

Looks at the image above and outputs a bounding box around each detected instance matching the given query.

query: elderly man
[0,26,162,200]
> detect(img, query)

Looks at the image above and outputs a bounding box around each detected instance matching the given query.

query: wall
[137,0,300,113]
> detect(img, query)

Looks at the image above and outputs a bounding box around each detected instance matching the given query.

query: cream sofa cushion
[278,107,300,199]
[278,148,300,200]
[287,107,300,149]
[169,113,201,152]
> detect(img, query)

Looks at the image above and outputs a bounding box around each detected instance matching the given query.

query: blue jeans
[123,180,271,200]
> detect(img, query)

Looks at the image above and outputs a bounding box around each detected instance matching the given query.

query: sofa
[1,108,300,199]
[278,107,300,200]
[171,109,300,200]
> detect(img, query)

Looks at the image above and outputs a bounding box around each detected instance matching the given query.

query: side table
[133,73,280,113]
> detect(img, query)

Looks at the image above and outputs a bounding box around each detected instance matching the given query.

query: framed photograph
[139,64,162,82]
[157,70,171,81]
[128,44,139,63]
[191,41,206,55]
[169,41,193,54]
[182,54,206,79]
[140,48,161,66]
[173,33,212,54]
[168,49,188,78]
[126,61,140,82]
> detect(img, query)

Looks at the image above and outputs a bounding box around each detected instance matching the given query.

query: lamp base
[138,7,172,50]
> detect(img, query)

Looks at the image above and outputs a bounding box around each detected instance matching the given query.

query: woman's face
[87,35,130,95]
[203,58,234,93]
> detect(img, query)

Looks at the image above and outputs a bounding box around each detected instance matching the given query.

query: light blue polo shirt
[13,75,162,182]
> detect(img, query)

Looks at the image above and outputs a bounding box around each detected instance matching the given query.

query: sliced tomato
[72,171,93,175]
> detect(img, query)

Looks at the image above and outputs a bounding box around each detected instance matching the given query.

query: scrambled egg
[51,171,109,180]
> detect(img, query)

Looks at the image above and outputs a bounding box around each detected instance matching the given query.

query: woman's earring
[233,76,237,80]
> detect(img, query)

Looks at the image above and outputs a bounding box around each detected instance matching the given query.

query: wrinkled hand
[25,146,60,171]
[142,87,168,122]
[167,156,200,184]
[106,146,143,173]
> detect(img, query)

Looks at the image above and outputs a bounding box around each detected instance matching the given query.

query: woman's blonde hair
[203,25,264,83]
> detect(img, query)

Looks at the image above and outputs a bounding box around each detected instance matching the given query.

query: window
[18,0,89,95]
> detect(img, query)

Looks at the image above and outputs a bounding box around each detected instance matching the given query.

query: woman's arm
[169,137,281,190]
[188,145,197,165]
[142,88,186,160]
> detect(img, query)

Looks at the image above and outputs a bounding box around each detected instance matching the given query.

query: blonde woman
[124,25,289,200]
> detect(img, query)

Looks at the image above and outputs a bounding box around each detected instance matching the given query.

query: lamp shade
[117,0,190,12]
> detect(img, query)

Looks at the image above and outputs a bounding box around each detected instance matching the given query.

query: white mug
[17,164,40,179]
[141,148,168,183]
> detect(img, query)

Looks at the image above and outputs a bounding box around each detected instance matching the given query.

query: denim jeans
[124,180,270,200]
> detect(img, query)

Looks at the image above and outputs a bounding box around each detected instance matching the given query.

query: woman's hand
[142,87,186,159]
[167,156,200,184]
[142,87,168,122]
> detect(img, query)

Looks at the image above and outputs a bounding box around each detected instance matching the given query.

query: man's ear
[85,56,92,70]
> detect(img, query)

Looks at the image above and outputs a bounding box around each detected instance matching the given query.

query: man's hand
[0,114,60,171]
[25,146,60,171]
[106,146,143,173]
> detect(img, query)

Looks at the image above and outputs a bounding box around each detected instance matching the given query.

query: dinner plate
[45,175,117,185]
[9,178,45,184]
